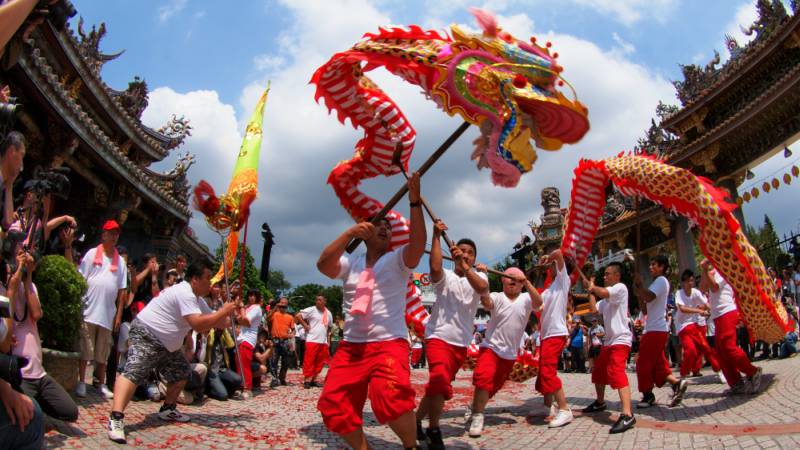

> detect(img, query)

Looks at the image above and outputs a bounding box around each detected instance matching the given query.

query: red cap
[130,301,145,314]
[102,220,120,231]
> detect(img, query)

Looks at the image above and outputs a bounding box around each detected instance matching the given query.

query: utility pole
[260,223,274,285]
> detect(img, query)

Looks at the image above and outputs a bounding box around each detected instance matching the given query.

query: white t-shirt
[674,288,706,333]
[596,283,632,347]
[295,323,307,340]
[589,324,605,346]
[137,281,212,352]
[237,304,262,347]
[643,276,669,333]
[426,269,487,347]
[481,292,533,360]
[337,245,413,343]
[300,306,333,344]
[708,270,737,320]
[539,264,571,340]
[79,247,128,330]
[117,322,131,352]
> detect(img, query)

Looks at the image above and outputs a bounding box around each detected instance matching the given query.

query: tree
[758,215,788,270]
[487,256,514,293]
[267,269,291,298]
[288,283,344,317]
[214,244,273,301]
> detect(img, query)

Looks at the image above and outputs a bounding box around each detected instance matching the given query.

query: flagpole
[219,232,246,384]
[239,220,248,290]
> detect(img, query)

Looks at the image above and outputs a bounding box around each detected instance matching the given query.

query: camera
[0,353,28,390]
[24,165,71,200]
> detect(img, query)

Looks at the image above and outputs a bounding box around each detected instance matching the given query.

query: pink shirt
[2,282,45,379]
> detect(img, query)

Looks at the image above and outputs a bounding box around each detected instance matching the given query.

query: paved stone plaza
[45,357,800,449]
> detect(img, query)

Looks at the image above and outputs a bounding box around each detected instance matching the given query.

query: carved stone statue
[673,51,721,105]
[540,187,560,215]
[602,192,627,225]
[157,115,193,147]
[117,76,148,120]
[76,17,124,75]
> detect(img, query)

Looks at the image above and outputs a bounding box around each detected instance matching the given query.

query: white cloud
[571,0,677,26]
[158,0,188,23]
[611,32,635,55]
[142,3,675,285]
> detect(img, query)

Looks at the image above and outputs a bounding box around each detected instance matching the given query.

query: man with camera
[76,219,128,399]
[0,130,25,230]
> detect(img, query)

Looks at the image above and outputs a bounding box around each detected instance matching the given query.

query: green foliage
[745,215,789,270]
[266,269,291,297]
[289,283,344,317]
[487,256,514,293]
[214,244,273,301]
[33,255,87,352]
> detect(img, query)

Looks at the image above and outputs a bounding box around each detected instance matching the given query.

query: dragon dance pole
[218,232,246,383]
[239,220,249,290]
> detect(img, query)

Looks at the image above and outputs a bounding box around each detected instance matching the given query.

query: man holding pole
[316,172,425,450]
[415,219,487,449]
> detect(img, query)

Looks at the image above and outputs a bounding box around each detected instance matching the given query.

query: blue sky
[69,1,799,285]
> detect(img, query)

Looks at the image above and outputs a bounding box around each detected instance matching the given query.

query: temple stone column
[673,217,698,274]
[718,178,747,228]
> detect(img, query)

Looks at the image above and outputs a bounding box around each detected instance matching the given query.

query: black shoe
[310,381,324,388]
[425,427,444,450]
[280,380,289,386]
[416,421,426,443]
[270,379,280,388]
[669,379,689,407]
[303,382,311,389]
[636,392,655,409]
[581,400,607,413]
[609,414,636,434]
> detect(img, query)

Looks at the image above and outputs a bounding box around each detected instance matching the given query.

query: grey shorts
[123,319,191,386]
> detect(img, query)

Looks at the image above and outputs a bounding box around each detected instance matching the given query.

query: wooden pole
[345,121,471,253]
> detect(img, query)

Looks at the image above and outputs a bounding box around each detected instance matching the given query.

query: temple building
[593,1,800,275]
[1,15,213,265]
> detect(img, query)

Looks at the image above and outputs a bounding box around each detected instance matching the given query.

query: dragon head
[430,8,590,187]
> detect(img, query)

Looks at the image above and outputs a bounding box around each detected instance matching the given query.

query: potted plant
[33,254,87,391]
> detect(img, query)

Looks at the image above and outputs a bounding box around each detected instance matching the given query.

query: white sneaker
[99,384,114,399]
[547,403,557,421]
[107,416,126,443]
[717,371,727,385]
[75,381,86,398]
[158,407,191,422]
[468,413,484,437]
[548,409,573,428]
[241,390,252,400]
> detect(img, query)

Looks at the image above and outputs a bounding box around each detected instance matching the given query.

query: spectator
[204,326,243,401]
[294,315,306,369]
[780,331,797,359]
[5,250,78,422]
[267,297,295,387]
[252,331,271,390]
[173,255,187,283]
[131,254,161,305]
[234,288,262,398]
[116,301,144,380]
[76,219,128,399]
[0,378,44,450]
[0,130,25,229]
[328,314,342,356]
[568,318,586,373]
[164,269,178,288]
[588,317,604,371]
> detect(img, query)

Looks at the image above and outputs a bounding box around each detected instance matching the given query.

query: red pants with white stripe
[714,310,757,386]
[636,331,671,393]
[303,342,329,380]
[237,341,254,390]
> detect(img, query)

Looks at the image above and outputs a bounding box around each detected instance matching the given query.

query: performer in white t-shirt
[234,289,263,397]
[415,219,488,447]
[577,262,635,434]
[533,249,574,428]
[632,254,688,408]
[107,260,237,444]
[699,259,762,394]
[296,294,333,388]
[467,267,539,438]
[76,220,128,399]
[675,269,723,381]
[316,172,425,449]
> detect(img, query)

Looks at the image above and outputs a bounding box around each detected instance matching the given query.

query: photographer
[0,130,25,230]
[4,249,78,422]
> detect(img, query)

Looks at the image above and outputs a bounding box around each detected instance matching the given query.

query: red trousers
[714,310,757,386]
[636,331,671,393]
[317,339,416,435]
[591,345,630,389]
[678,325,699,377]
[691,325,720,373]
[473,347,515,398]
[424,338,466,400]
[411,347,423,366]
[303,342,329,379]
[535,336,567,395]
[237,341,254,390]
